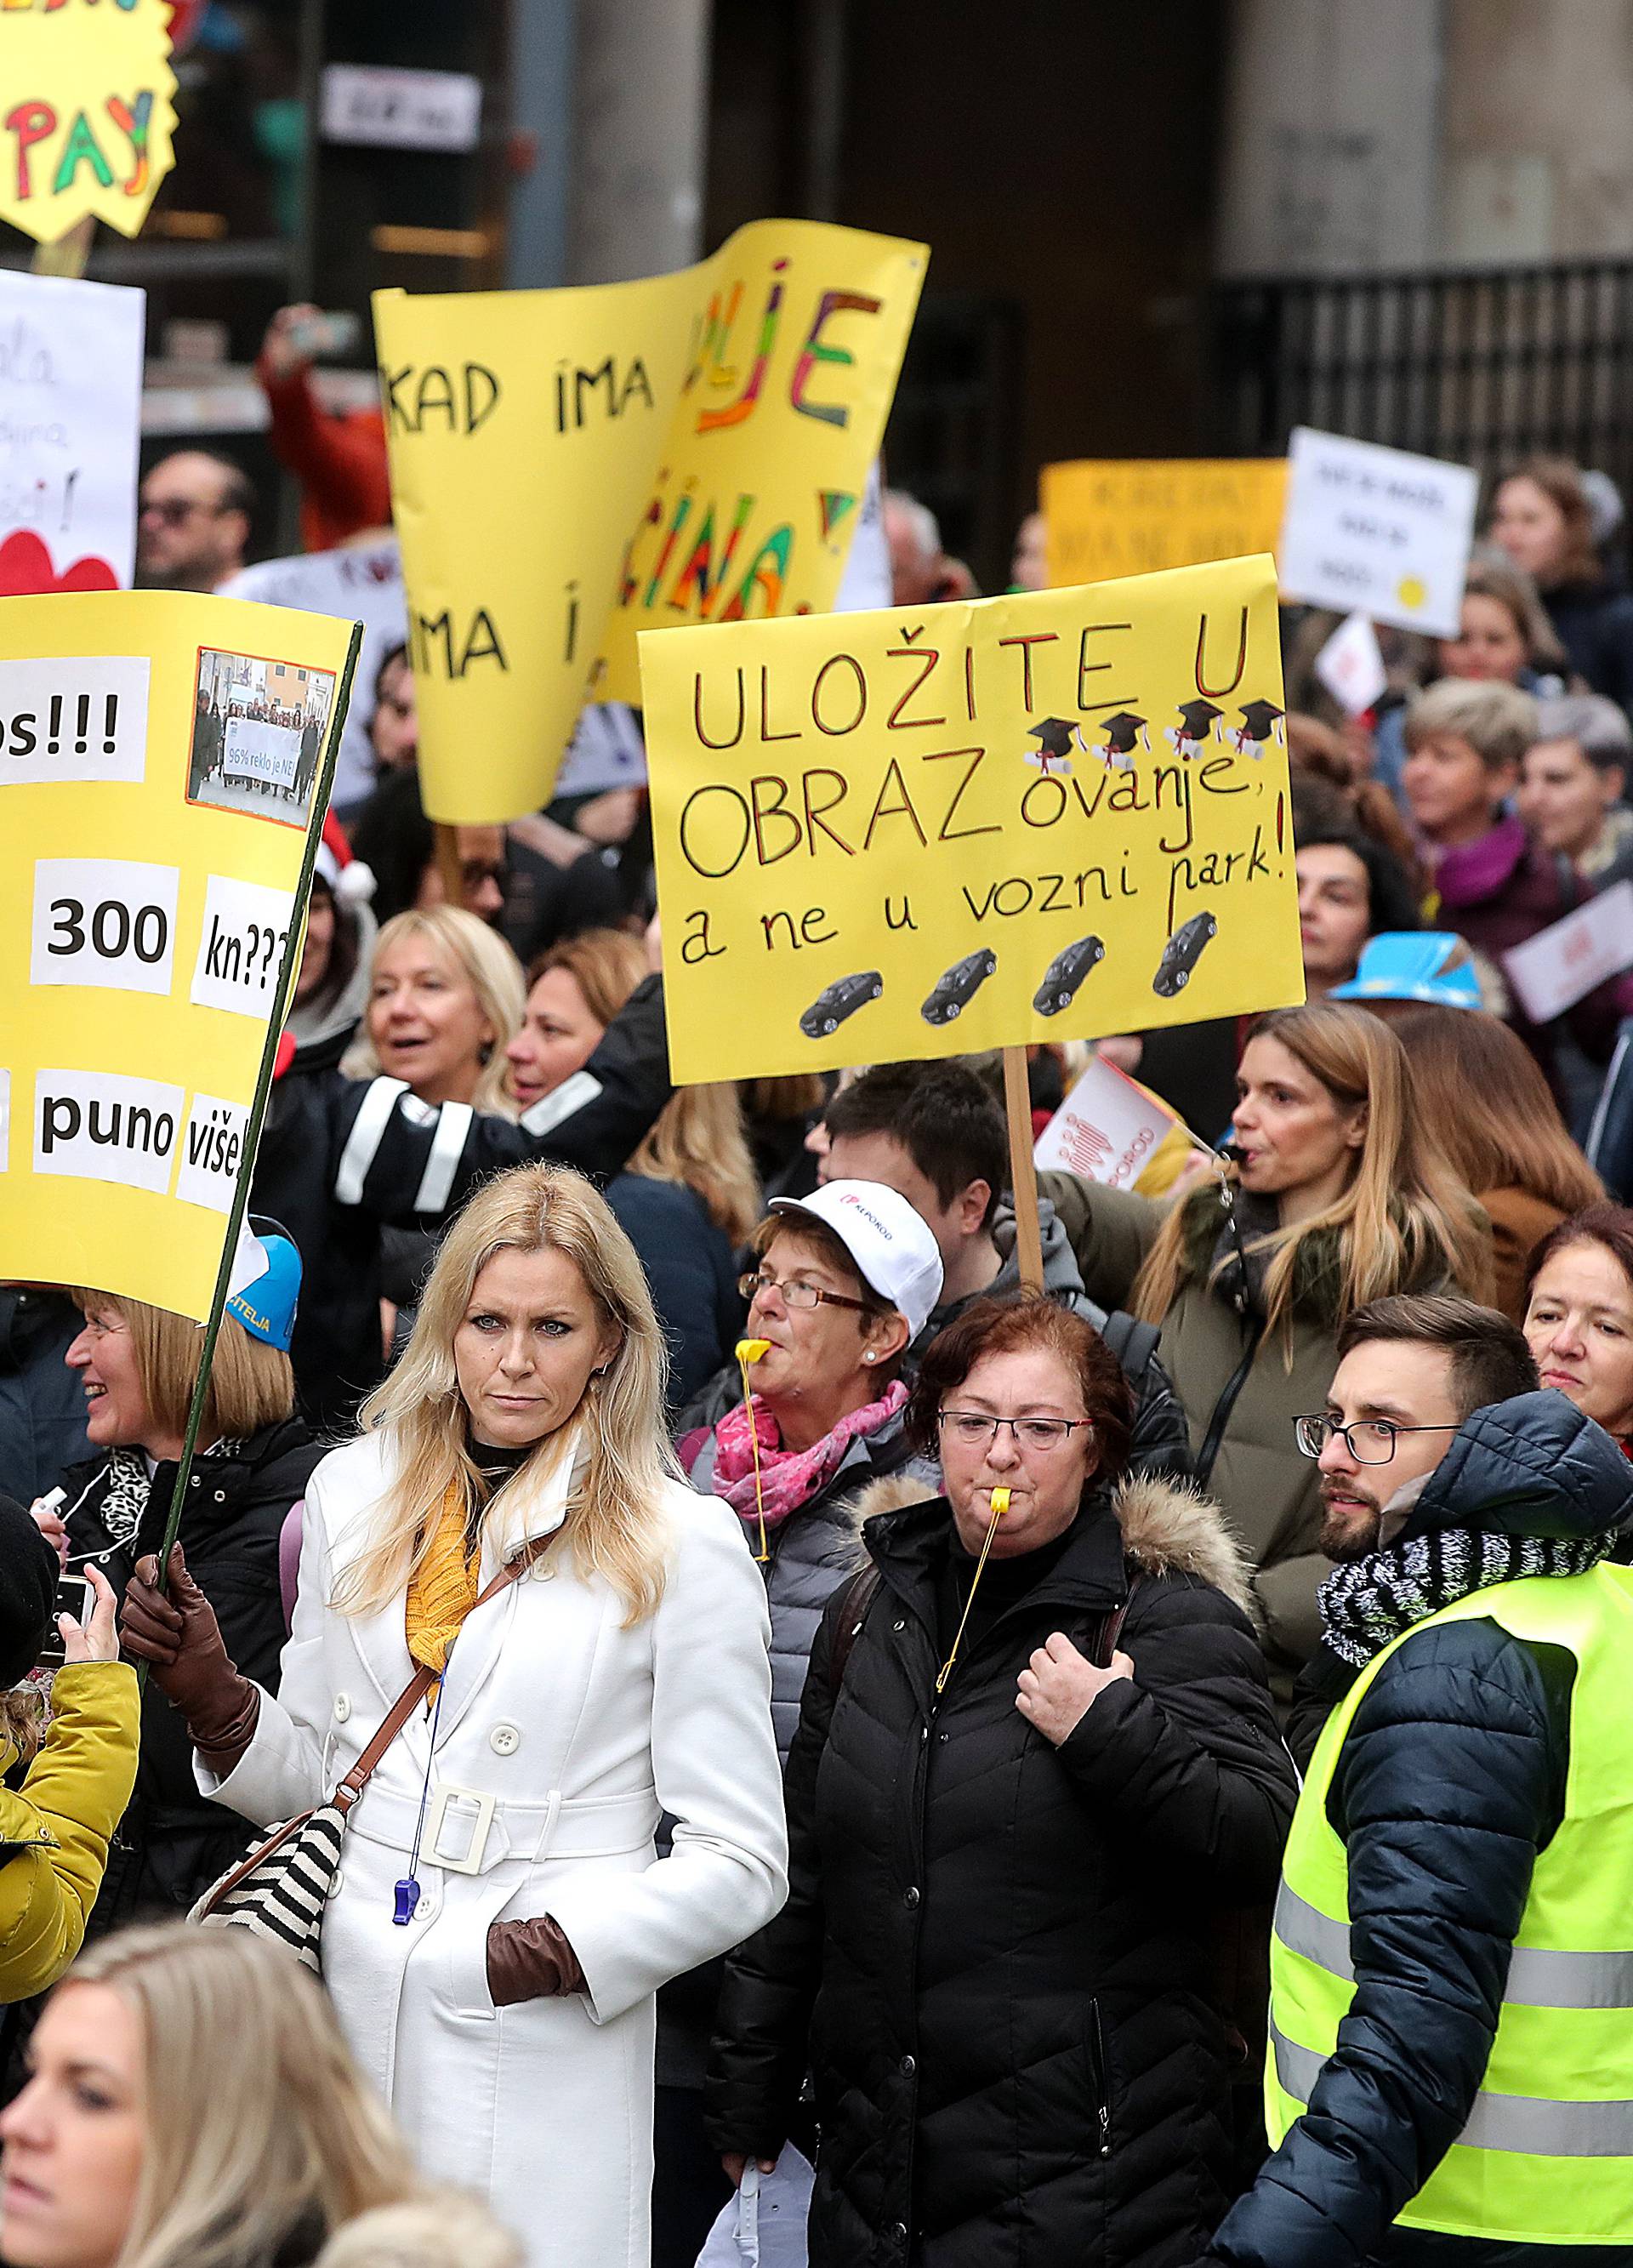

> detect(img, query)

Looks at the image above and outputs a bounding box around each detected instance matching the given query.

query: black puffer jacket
[56,1418,321,1923]
[255,973,673,1426]
[707,1473,1296,2268]
[1207,1390,1633,2268]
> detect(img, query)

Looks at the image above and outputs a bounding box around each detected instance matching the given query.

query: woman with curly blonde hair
[121,1165,786,2268]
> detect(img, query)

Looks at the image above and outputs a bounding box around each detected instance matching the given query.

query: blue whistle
[393,1877,421,1925]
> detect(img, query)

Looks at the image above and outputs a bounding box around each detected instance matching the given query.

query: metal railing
[1207,257,1633,499]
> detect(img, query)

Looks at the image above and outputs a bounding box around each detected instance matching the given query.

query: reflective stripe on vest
[1272,2020,1633,2158]
[1275,1883,1633,2010]
[1267,1564,1633,2246]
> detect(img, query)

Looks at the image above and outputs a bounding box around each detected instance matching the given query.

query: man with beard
[1199,1294,1633,2268]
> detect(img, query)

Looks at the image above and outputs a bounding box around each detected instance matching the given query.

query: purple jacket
[1433,817,1631,1074]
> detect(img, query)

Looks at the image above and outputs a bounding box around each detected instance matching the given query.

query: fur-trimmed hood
[845,1468,1258,1625]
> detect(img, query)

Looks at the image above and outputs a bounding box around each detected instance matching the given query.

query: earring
[863,1352,874,1363]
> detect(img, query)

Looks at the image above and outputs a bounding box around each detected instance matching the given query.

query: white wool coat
[199,1433,788,2268]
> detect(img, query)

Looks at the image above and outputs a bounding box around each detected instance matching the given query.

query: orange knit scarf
[403,1480,481,1683]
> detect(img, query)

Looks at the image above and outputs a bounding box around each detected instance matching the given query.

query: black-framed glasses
[1294,1414,1461,1466]
[937,1410,1090,1452]
[739,1270,870,1315]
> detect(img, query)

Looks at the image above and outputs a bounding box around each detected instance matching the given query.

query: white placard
[30,858,179,995]
[221,714,301,790]
[321,63,482,152]
[220,539,404,810]
[833,461,890,613]
[1313,609,1389,716]
[0,269,145,591]
[190,873,298,1019]
[1278,427,1479,638]
[33,1068,185,1194]
[175,1092,251,1212]
[0,654,150,785]
[1033,1054,1181,1188]
[1501,880,1633,1025]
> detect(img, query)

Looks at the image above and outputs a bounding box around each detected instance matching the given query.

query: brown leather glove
[121,1542,261,1770]
[486,1916,586,2007]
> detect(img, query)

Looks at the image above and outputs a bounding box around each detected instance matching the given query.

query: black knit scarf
[1319,1524,1613,1669]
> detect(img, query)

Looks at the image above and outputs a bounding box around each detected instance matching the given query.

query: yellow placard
[0,0,178,242]
[374,218,925,826]
[1043,459,1288,588]
[640,556,1302,1085]
[0,590,361,1320]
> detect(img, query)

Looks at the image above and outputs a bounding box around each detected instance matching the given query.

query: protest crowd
[14,139,1633,2268]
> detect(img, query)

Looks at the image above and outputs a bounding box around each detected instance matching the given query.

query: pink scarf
[710,1379,908,1530]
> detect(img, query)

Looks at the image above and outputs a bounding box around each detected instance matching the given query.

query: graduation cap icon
[1233,698,1285,755]
[1167,698,1224,759]
[1024,716,1085,776]
[1099,710,1149,770]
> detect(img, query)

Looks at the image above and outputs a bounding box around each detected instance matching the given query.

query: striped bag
[190,1556,528,1966]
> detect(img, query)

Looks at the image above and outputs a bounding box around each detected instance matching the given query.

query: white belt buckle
[424,1781,496,1875]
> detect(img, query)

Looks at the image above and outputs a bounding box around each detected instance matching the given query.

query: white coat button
[333,1693,351,1723]
[327,1870,344,1900]
[489,1723,521,1756]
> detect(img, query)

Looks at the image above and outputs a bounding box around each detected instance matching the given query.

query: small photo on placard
[185,646,336,829]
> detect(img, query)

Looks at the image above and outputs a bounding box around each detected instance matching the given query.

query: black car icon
[1152,911,1217,997]
[799,970,883,1039]
[1033,935,1106,1016]
[921,949,998,1026]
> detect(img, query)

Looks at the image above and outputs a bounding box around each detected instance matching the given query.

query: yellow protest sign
[1042,459,1287,587]
[0,589,361,1320]
[0,0,178,242]
[374,218,925,826]
[640,556,1302,1085]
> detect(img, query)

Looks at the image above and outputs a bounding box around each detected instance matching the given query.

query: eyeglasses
[937,1410,1090,1452]
[1293,1414,1461,1465]
[739,1270,871,1316]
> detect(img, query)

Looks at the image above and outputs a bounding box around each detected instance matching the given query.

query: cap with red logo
[769,1180,944,1342]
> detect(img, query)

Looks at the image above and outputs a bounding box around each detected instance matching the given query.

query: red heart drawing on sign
[0,530,120,596]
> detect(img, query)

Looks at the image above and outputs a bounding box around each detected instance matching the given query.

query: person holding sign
[122,1165,786,2268]
[44,1230,321,1928]
[707,1294,1293,2268]
[253,951,674,1426]
[1044,1004,1490,1696]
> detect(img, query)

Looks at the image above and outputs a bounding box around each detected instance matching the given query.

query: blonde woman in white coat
[120,1164,788,2268]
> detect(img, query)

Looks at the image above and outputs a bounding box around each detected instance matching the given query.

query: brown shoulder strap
[333,1550,535,1811]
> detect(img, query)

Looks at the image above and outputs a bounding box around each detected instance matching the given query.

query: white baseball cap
[769,1179,945,1342]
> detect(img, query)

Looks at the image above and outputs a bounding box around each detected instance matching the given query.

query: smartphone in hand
[36,1574,94,1669]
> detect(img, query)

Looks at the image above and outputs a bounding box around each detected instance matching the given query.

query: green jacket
[0,1662,139,2003]
[1041,1176,1448,1693]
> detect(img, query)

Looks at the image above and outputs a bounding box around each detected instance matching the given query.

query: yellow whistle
[990,1487,1010,1516]
[736,1338,771,1364]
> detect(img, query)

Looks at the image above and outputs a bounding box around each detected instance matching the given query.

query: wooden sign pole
[1001,1045,1044,1293]
[435,821,465,909]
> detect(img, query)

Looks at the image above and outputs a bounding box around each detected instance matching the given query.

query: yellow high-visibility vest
[1269,1563,1633,2247]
